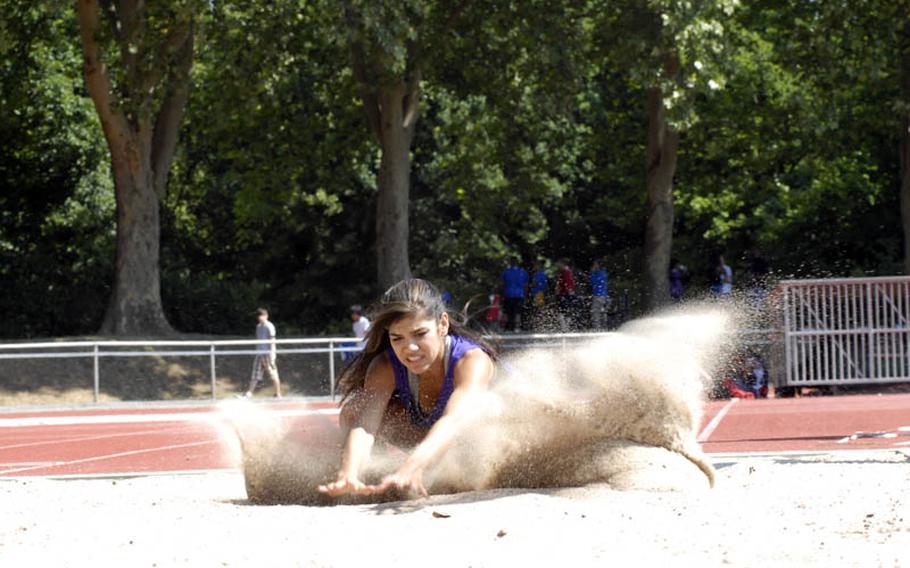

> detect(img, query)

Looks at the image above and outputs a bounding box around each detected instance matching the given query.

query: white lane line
[0,425,192,451]
[0,468,240,481]
[0,461,64,467]
[0,407,339,428]
[698,398,739,443]
[0,439,219,476]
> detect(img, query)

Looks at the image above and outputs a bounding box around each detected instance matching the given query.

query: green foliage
[0,0,907,337]
[90,0,205,122]
[0,1,114,338]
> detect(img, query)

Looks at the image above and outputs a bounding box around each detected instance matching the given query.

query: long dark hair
[337,278,498,403]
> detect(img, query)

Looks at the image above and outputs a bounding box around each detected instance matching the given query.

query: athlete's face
[388,312,449,375]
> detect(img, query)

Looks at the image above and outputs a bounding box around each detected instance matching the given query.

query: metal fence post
[782,285,792,387]
[93,344,100,403]
[210,344,217,401]
[329,341,336,400]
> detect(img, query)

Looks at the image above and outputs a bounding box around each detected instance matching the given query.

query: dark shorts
[503,297,524,323]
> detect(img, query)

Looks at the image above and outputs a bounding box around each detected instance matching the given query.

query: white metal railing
[0,329,773,405]
[0,333,622,404]
[0,337,360,403]
[779,276,910,386]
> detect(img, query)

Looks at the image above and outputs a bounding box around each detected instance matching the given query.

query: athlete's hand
[366,467,428,498]
[318,474,372,496]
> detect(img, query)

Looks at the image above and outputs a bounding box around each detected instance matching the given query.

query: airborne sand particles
[227,306,739,505]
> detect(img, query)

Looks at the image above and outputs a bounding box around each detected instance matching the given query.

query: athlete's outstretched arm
[366,349,494,496]
[318,356,395,496]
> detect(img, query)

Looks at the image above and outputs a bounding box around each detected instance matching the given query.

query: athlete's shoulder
[364,351,396,389]
[367,350,393,373]
[460,346,491,363]
[452,345,495,388]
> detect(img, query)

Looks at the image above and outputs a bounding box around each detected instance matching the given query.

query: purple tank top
[387,334,480,428]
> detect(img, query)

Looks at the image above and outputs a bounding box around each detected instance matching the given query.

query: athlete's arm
[367,348,494,496]
[318,355,395,496]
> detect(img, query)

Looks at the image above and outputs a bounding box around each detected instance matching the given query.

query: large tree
[643,51,680,309]
[594,0,737,310]
[341,2,426,290]
[896,9,910,274]
[340,1,592,291]
[76,0,200,335]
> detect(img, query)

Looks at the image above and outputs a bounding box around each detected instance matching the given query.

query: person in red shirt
[484,292,502,331]
[555,258,579,330]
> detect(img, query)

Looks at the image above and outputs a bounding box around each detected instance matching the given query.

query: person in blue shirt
[500,257,529,331]
[530,260,548,302]
[526,260,548,330]
[589,259,609,329]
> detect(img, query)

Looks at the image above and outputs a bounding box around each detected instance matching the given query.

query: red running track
[1,394,909,478]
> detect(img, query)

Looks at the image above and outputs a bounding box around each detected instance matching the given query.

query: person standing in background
[485,292,502,332]
[530,260,548,307]
[555,258,578,330]
[343,305,372,364]
[527,260,548,329]
[244,308,281,398]
[351,305,371,339]
[713,255,733,296]
[669,258,687,301]
[501,257,529,331]
[589,259,609,330]
[747,249,771,309]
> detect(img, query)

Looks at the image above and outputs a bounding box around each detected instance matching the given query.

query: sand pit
[1,451,908,566]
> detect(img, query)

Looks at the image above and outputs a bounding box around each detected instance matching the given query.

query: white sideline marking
[0,439,218,476]
[0,407,339,428]
[837,430,909,445]
[0,461,63,467]
[708,448,910,460]
[698,398,738,443]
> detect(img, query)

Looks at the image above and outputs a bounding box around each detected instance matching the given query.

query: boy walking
[245,308,282,398]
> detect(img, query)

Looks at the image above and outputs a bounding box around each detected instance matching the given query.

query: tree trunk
[643,83,679,311]
[348,21,420,292]
[375,82,415,291]
[100,137,172,335]
[900,41,910,275]
[370,67,420,293]
[77,0,194,335]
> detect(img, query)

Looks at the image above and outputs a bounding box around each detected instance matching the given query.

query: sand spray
[223,304,741,504]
